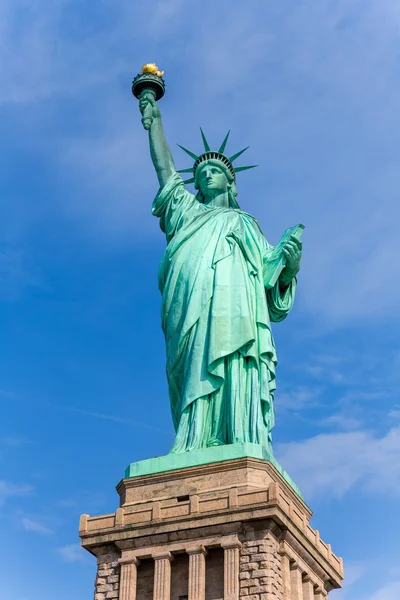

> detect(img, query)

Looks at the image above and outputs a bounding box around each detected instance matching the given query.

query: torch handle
[139,89,156,131]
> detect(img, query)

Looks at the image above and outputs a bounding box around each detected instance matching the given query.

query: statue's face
[197,163,229,198]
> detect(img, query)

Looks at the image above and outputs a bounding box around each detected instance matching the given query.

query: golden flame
[141,63,164,77]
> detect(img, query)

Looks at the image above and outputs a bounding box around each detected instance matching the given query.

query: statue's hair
[194,159,240,209]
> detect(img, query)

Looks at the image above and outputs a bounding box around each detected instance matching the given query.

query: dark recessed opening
[177,495,190,502]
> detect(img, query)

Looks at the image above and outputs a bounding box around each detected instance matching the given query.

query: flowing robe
[153,173,296,453]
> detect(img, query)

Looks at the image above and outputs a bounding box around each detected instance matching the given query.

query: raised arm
[139,94,175,188]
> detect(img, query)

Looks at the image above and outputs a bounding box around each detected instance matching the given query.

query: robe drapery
[153,173,296,453]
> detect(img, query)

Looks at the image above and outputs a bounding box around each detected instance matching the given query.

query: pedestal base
[125,443,303,500]
[80,457,343,599]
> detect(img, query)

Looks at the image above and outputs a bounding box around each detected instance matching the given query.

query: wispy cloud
[277,426,400,499]
[0,0,131,106]
[57,543,87,563]
[3,388,173,436]
[367,581,400,600]
[343,561,368,588]
[388,409,400,422]
[21,517,54,535]
[57,405,172,436]
[319,412,363,431]
[1,435,34,447]
[0,248,48,300]
[276,385,323,413]
[0,480,33,507]
[56,499,78,509]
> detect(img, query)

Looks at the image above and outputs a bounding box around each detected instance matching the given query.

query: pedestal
[79,456,343,600]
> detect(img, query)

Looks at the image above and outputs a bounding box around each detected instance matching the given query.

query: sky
[1,0,400,598]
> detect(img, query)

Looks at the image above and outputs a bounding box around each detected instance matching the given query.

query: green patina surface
[125,442,304,501]
[130,67,305,500]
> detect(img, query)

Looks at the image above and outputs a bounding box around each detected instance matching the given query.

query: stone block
[243,540,260,547]
[240,578,259,588]
[250,585,269,594]
[250,553,269,561]
[97,569,113,577]
[251,568,272,578]
[97,584,113,593]
[98,553,117,563]
[241,547,256,556]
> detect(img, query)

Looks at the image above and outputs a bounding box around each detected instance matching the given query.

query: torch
[132,63,166,130]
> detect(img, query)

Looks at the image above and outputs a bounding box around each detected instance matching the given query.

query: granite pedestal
[79,453,343,599]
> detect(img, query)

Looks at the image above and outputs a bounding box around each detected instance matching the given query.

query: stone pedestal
[79,457,343,600]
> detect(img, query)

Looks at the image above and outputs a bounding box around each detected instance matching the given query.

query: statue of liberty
[135,66,303,455]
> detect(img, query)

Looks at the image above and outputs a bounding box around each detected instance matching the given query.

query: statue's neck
[203,191,230,208]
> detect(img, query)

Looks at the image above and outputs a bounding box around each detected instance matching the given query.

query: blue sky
[1,0,400,598]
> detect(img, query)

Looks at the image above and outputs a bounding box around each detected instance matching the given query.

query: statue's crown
[177,129,257,184]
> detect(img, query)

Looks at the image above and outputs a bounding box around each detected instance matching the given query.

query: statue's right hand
[139,93,161,122]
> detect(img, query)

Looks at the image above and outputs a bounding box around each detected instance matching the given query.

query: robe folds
[153,173,296,453]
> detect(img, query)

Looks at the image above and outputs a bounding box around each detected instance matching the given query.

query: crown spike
[200,128,211,152]
[177,168,195,173]
[182,177,195,184]
[218,130,230,154]
[229,147,249,162]
[177,144,199,161]
[233,165,258,173]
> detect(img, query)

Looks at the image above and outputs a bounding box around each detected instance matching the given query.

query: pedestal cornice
[80,457,343,591]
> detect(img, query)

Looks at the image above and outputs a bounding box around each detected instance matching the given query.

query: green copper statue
[134,65,303,455]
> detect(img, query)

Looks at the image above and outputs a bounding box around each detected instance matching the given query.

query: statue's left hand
[280,234,302,283]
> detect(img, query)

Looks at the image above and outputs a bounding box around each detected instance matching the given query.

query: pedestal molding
[81,457,343,599]
[280,540,325,589]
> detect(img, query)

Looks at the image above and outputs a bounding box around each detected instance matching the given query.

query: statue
[133,65,303,455]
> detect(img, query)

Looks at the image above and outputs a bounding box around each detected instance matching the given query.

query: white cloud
[343,561,368,588]
[21,517,54,535]
[277,426,400,499]
[320,412,362,431]
[57,543,86,563]
[388,409,400,422]
[0,480,33,507]
[367,581,400,600]
[276,385,323,412]
[1,435,33,447]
